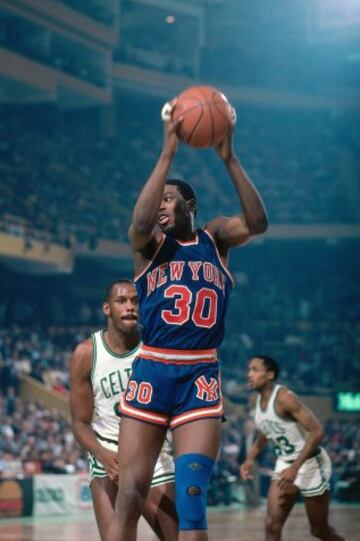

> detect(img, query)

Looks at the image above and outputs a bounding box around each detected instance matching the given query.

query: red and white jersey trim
[175,234,199,246]
[170,402,224,429]
[119,394,169,426]
[119,394,223,429]
[140,345,218,363]
[202,228,235,287]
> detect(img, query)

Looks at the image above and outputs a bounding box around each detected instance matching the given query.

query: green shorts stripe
[302,481,329,496]
[151,473,174,487]
[89,454,174,486]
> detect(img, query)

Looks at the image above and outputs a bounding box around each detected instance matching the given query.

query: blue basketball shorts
[118,345,223,429]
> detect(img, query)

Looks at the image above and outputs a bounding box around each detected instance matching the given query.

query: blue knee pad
[175,453,214,531]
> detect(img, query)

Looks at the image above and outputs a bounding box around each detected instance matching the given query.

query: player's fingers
[279,477,289,490]
[161,99,177,122]
[277,478,285,489]
[230,106,237,126]
[109,469,118,481]
[171,115,183,133]
[161,102,172,122]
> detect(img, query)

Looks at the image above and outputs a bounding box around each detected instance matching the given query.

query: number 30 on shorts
[161,285,218,328]
[126,381,153,404]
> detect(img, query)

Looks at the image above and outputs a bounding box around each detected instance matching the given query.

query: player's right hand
[240,459,254,481]
[98,447,118,482]
[161,100,182,158]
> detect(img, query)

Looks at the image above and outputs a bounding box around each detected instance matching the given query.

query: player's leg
[304,492,345,540]
[90,477,117,541]
[143,481,178,541]
[265,480,299,541]
[172,417,222,541]
[106,417,167,541]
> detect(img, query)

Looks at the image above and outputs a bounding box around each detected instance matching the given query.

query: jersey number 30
[161,285,217,328]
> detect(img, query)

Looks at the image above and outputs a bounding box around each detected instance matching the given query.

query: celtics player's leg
[265,480,299,541]
[304,492,345,540]
[172,417,222,541]
[106,416,167,541]
[91,477,118,541]
[143,482,178,541]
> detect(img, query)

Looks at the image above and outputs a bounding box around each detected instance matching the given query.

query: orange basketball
[171,86,234,148]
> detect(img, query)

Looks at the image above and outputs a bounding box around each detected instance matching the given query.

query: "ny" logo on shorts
[195,375,219,402]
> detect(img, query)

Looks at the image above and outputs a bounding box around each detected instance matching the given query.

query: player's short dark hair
[105,279,134,301]
[166,178,197,203]
[255,355,280,381]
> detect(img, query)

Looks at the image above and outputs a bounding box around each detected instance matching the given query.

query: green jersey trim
[90,333,97,382]
[100,330,141,359]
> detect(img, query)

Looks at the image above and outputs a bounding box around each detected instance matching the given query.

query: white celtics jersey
[254,384,307,462]
[91,330,140,441]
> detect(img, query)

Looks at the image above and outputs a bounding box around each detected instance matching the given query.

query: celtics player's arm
[207,129,268,253]
[70,340,118,481]
[240,433,268,481]
[128,111,182,253]
[276,388,325,489]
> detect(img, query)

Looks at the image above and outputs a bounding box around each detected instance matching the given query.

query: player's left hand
[277,465,298,490]
[214,125,234,162]
[214,104,236,161]
[161,100,182,158]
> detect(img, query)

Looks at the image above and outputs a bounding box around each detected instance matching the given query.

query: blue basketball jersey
[135,228,234,350]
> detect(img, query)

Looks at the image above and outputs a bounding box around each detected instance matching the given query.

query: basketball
[170,86,235,148]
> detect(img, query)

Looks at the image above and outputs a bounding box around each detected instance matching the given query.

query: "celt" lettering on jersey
[100,368,132,399]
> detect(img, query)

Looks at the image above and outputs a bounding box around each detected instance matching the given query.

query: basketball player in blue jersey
[106,103,268,541]
[70,280,178,541]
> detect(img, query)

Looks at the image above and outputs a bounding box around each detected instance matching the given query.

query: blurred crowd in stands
[0,327,87,395]
[0,105,358,252]
[0,395,87,477]
[0,16,107,88]
[220,244,360,395]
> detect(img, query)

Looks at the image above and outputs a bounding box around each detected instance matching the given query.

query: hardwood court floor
[0,504,358,541]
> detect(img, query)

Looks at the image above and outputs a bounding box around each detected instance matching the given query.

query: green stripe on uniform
[301,454,329,496]
[151,473,174,487]
[302,482,329,496]
[91,333,97,382]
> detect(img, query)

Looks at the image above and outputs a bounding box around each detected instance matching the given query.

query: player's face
[158,185,191,233]
[103,283,139,335]
[248,358,273,390]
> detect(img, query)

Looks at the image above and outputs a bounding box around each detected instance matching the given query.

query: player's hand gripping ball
[161,86,236,148]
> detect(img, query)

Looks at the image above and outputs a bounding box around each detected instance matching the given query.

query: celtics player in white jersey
[240,356,344,541]
[70,280,178,541]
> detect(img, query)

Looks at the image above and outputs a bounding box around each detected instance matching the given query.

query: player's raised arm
[128,108,182,252]
[70,340,118,481]
[276,388,325,489]
[207,125,268,252]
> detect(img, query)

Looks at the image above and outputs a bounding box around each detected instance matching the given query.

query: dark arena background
[0,1,359,540]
